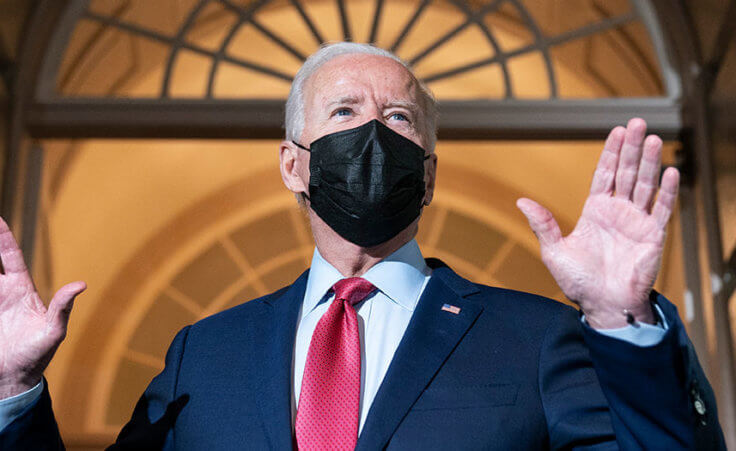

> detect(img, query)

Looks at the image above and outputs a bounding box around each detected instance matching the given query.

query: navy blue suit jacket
[0,260,725,450]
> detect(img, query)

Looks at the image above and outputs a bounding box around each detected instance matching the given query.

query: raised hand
[517,118,679,329]
[0,217,86,399]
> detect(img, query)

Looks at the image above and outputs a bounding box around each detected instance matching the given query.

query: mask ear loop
[291,141,311,201]
[292,141,310,152]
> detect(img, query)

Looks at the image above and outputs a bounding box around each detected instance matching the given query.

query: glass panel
[212,61,292,98]
[393,0,466,60]
[89,0,192,37]
[519,0,631,37]
[614,22,665,95]
[59,20,170,97]
[484,1,536,52]
[170,50,212,97]
[256,0,324,55]
[507,51,550,98]
[466,0,501,11]
[301,0,345,42]
[412,26,494,78]
[57,19,106,94]
[88,0,132,17]
[550,38,600,98]
[345,0,376,43]
[372,0,424,49]
[550,22,664,98]
[183,1,241,52]
[227,22,304,74]
[119,37,171,98]
[425,63,505,98]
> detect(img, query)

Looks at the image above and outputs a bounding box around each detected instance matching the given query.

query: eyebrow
[383,100,420,114]
[325,96,364,108]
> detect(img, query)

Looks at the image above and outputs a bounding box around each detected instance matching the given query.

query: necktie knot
[331,277,376,306]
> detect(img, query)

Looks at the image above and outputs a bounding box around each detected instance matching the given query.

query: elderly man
[0,42,726,450]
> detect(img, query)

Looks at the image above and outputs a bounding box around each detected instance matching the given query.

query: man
[0,42,726,449]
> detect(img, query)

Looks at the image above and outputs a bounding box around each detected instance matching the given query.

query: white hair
[284,42,438,151]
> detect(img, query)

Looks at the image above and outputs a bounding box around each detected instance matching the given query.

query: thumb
[516,198,562,247]
[46,281,87,339]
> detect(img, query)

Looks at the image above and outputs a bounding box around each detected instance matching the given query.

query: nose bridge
[364,100,383,125]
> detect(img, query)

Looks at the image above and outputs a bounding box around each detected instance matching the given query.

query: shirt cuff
[582,303,669,347]
[0,380,44,432]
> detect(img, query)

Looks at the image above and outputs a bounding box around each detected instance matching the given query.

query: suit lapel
[250,270,308,450]
[356,266,483,450]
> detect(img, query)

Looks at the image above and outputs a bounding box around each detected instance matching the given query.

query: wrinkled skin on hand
[517,118,678,329]
[0,217,86,399]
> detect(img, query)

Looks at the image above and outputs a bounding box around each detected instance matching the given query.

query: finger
[0,216,29,275]
[590,126,625,195]
[652,167,680,229]
[46,281,86,340]
[632,135,663,211]
[516,198,562,247]
[614,118,647,199]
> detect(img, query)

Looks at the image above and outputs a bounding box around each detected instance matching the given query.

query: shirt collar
[303,239,430,316]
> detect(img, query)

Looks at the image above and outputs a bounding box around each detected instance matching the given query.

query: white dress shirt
[292,239,431,433]
[0,239,667,433]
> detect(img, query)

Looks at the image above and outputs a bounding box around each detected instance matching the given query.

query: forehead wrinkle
[324,95,364,108]
[385,75,424,116]
[375,73,422,108]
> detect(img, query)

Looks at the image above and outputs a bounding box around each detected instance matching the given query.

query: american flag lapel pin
[441,303,461,314]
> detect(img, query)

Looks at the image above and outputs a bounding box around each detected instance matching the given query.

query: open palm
[0,217,85,398]
[518,119,678,328]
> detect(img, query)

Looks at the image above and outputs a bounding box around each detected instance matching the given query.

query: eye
[333,108,352,117]
[389,112,409,122]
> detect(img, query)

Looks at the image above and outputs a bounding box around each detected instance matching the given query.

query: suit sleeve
[538,305,618,450]
[0,379,64,451]
[0,326,192,451]
[580,292,726,450]
[108,325,191,451]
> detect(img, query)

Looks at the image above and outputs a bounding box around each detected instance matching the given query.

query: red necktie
[295,277,376,450]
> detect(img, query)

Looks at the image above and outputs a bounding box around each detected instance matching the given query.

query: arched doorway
[2,0,733,448]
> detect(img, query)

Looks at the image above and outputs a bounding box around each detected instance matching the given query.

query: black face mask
[293,119,430,247]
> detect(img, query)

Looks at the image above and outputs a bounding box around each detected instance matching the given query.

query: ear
[279,140,309,195]
[422,152,438,206]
